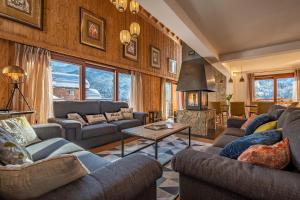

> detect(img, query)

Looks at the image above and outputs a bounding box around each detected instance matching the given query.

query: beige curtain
[129,71,143,112]
[295,69,300,102]
[14,43,53,124]
[161,78,166,120]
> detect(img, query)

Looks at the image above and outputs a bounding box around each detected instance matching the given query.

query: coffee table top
[122,121,189,141]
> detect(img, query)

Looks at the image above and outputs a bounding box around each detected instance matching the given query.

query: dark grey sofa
[172,105,300,200]
[49,101,147,149]
[24,123,162,200]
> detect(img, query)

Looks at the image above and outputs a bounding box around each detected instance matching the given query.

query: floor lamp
[1,65,32,111]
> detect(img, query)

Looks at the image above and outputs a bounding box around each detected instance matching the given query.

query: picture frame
[123,37,138,61]
[168,58,177,74]
[80,7,106,51]
[0,0,44,30]
[150,45,160,68]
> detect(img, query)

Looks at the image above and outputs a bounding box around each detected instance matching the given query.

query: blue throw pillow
[244,114,273,136]
[219,129,282,159]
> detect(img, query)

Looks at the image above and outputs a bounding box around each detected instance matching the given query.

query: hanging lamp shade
[120,30,131,45]
[239,75,245,82]
[2,65,24,81]
[110,0,117,5]
[116,0,127,12]
[130,0,139,14]
[228,77,233,83]
[130,22,140,38]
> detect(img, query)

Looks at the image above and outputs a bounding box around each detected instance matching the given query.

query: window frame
[253,73,295,103]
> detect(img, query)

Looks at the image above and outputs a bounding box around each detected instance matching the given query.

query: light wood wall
[0,0,182,113]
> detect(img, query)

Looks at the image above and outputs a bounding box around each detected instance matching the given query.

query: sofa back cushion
[278,107,300,128]
[282,110,300,171]
[100,101,128,114]
[53,101,101,118]
[267,105,286,120]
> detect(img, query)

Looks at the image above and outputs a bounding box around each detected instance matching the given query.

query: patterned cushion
[85,114,107,124]
[0,117,41,147]
[244,114,273,136]
[0,127,32,165]
[254,121,277,133]
[121,108,134,120]
[105,111,123,122]
[67,113,88,126]
[220,129,282,159]
[238,138,290,169]
[241,114,257,130]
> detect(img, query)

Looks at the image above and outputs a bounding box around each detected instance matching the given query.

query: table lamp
[1,65,31,111]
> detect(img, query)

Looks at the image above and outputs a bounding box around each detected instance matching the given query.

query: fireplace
[186,91,208,110]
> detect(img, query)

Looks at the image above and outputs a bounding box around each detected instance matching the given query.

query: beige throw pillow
[85,114,107,124]
[67,113,88,126]
[0,154,89,200]
[105,111,123,122]
[121,108,134,120]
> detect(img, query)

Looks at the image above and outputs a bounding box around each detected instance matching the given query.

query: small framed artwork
[124,37,138,61]
[150,46,160,68]
[0,0,44,30]
[80,8,106,51]
[168,58,177,74]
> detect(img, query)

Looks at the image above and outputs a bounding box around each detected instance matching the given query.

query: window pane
[118,73,131,102]
[85,67,114,100]
[165,82,172,118]
[254,79,274,101]
[51,60,80,101]
[277,77,295,102]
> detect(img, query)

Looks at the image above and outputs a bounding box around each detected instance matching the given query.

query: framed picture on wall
[150,45,160,68]
[80,8,106,51]
[124,37,138,61]
[0,0,44,30]
[168,58,177,74]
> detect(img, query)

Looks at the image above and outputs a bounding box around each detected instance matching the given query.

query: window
[118,73,131,102]
[85,67,114,100]
[50,60,80,101]
[165,81,172,118]
[254,73,295,102]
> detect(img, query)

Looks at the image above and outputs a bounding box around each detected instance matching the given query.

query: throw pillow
[238,138,290,169]
[105,111,123,122]
[0,154,89,200]
[241,114,257,130]
[67,113,88,126]
[244,114,273,136]
[219,129,282,159]
[0,117,41,147]
[0,127,32,165]
[121,108,134,120]
[85,114,107,124]
[254,121,277,133]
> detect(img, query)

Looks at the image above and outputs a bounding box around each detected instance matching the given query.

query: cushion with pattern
[67,113,88,126]
[105,111,123,122]
[85,114,107,124]
[121,108,134,120]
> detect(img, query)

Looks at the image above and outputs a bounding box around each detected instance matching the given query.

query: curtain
[14,43,53,124]
[294,69,300,102]
[161,78,166,120]
[246,73,254,104]
[129,71,143,112]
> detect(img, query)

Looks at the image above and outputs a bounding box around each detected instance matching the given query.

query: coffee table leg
[188,127,191,147]
[121,133,124,157]
[155,141,158,159]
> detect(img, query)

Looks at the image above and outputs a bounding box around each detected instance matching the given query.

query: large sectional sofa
[26,123,162,200]
[172,105,300,200]
[49,101,147,149]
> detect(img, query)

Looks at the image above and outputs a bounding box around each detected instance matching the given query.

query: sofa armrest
[227,117,247,128]
[172,149,300,200]
[48,118,82,140]
[32,123,63,140]
[133,112,148,125]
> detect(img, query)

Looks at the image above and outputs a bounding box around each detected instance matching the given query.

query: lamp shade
[110,0,117,5]
[130,22,140,38]
[120,30,131,45]
[2,65,24,81]
[130,0,139,14]
[116,0,127,12]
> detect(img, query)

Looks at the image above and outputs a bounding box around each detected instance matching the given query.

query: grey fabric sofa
[172,105,300,200]
[49,101,147,149]
[25,123,162,200]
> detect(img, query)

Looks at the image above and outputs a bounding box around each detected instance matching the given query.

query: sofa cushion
[26,138,84,161]
[53,101,101,118]
[71,151,109,172]
[244,114,273,136]
[268,105,286,119]
[195,146,222,155]
[213,135,240,148]
[111,119,142,131]
[278,107,300,128]
[81,123,117,139]
[100,101,128,114]
[223,128,245,137]
[254,121,277,133]
[220,130,282,159]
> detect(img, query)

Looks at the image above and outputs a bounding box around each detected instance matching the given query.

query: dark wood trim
[81,66,86,100]
[115,71,119,101]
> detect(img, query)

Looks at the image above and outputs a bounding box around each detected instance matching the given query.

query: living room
[0,0,300,200]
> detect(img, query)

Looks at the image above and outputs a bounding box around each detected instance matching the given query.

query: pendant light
[228,65,233,83]
[130,22,140,38]
[130,0,139,14]
[120,30,131,45]
[110,0,117,5]
[239,65,245,82]
[116,0,127,12]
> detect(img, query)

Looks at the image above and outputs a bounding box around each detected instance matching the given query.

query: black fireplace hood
[177,58,216,92]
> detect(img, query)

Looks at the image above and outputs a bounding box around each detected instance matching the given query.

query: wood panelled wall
[0,0,182,112]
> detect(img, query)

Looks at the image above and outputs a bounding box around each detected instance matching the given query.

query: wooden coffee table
[121,122,190,160]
